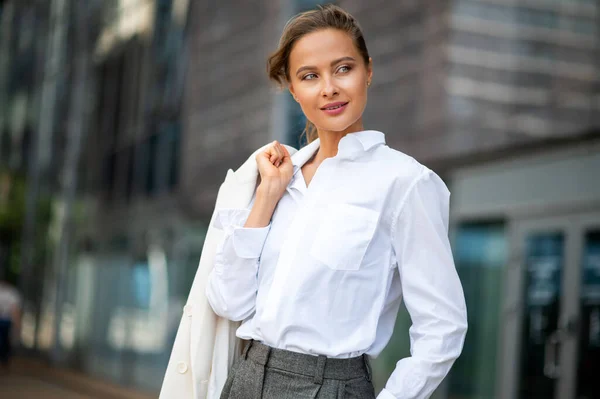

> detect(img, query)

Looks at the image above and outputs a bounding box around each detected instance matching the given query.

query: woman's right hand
[255,141,294,201]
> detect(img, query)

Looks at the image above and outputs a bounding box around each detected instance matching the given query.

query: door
[500,211,600,399]
[575,218,600,399]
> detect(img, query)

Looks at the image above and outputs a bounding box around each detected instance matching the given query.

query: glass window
[563,16,596,36]
[454,1,515,24]
[450,31,556,62]
[166,122,180,190]
[518,232,564,399]
[145,133,158,196]
[517,9,558,30]
[448,95,478,119]
[448,221,507,399]
[577,230,600,399]
[112,54,126,143]
[454,1,572,31]
[131,257,151,309]
[134,139,149,196]
[125,145,135,202]
[104,152,117,200]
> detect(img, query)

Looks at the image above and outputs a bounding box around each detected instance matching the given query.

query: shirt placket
[260,159,337,323]
[285,167,307,204]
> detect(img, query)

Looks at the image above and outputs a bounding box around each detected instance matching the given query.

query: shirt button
[184,304,193,317]
[177,361,188,374]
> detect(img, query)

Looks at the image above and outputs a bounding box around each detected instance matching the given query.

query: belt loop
[313,355,327,385]
[363,354,372,382]
[243,339,254,360]
[256,345,271,398]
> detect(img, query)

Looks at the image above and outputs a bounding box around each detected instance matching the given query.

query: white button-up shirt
[206,130,467,399]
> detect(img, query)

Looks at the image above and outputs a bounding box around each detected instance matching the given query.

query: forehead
[289,28,359,68]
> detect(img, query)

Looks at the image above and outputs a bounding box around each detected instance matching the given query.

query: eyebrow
[295,56,356,76]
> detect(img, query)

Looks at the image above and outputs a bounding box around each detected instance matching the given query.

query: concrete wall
[180,0,285,218]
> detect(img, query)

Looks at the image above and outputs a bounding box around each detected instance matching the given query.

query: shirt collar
[287,130,386,193]
[291,130,386,171]
[338,130,386,156]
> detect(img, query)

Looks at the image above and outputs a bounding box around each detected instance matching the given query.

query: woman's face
[288,28,372,135]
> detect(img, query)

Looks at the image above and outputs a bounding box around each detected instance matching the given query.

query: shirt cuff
[213,208,271,259]
[376,388,397,399]
[213,208,251,233]
[231,225,270,258]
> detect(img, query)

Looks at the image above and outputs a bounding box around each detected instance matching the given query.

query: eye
[302,73,318,81]
[337,65,352,73]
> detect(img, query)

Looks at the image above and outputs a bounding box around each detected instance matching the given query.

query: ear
[367,57,373,83]
[288,83,296,99]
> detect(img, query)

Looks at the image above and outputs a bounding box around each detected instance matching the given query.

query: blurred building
[1,0,599,398]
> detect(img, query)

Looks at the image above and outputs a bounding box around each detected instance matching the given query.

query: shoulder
[373,145,450,209]
[372,144,431,185]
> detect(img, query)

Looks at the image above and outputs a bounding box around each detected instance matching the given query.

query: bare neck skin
[312,117,364,164]
[302,118,364,186]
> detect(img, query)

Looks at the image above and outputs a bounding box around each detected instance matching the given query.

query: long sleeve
[205,207,270,321]
[378,168,468,399]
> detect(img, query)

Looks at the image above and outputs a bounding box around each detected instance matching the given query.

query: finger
[267,141,278,153]
[275,145,283,166]
[259,151,273,163]
[279,146,292,166]
[267,142,278,161]
[273,142,284,160]
[279,144,288,154]
[280,144,291,159]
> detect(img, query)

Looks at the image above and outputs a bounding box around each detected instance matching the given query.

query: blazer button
[177,361,188,374]
[184,304,193,317]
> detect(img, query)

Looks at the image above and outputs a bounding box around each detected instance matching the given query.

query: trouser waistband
[241,339,372,385]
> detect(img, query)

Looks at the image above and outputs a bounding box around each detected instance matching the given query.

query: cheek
[294,78,368,121]
[297,85,320,101]
[346,79,368,98]
[295,88,320,111]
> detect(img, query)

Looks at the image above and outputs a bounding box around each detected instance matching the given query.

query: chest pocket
[309,203,380,271]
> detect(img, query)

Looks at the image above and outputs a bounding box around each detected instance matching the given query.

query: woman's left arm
[378,167,468,399]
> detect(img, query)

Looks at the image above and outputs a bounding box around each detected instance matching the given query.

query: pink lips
[320,102,349,116]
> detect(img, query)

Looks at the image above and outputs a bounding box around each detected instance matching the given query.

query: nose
[320,76,338,98]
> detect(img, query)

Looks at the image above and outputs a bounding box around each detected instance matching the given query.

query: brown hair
[267,4,370,144]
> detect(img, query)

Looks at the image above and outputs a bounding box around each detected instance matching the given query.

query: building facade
[1,0,599,397]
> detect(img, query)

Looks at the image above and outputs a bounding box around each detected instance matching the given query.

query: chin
[316,119,360,133]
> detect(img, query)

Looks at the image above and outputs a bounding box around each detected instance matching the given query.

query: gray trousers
[220,339,376,399]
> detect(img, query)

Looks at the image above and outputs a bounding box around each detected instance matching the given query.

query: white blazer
[160,143,298,399]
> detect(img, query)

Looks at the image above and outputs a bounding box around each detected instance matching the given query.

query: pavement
[0,357,156,399]
[0,373,90,399]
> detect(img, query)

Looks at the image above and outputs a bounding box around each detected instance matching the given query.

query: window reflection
[106,240,169,354]
[577,230,600,399]
[453,0,597,36]
[448,222,507,399]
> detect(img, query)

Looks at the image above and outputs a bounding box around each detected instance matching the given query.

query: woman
[206,4,467,399]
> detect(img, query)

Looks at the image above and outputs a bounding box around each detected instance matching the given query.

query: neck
[314,119,364,162]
